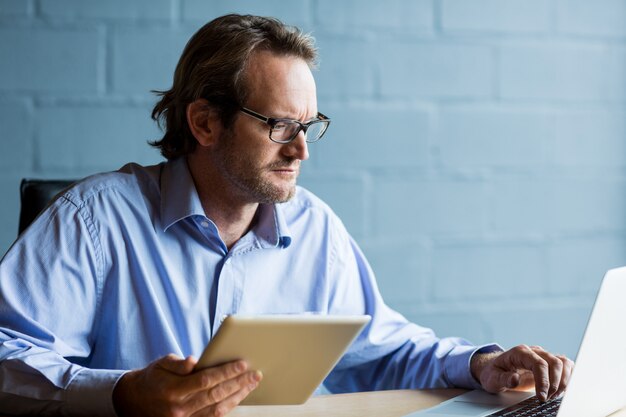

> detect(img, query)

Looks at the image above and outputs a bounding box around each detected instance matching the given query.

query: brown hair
[150,14,318,160]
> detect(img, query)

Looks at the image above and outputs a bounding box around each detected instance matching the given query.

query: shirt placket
[211,245,252,337]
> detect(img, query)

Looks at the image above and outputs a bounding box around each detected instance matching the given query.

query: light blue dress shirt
[0,158,499,416]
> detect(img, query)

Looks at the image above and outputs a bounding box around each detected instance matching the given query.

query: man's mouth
[269,161,300,174]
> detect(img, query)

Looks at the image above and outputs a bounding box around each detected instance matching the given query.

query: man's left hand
[471,345,574,402]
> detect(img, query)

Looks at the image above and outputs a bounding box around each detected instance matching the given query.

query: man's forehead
[243,50,317,106]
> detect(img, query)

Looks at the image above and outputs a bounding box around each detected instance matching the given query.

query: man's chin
[253,181,297,204]
[272,185,297,203]
[266,177,298,202]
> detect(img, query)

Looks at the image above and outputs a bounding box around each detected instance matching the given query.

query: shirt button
[200,221,209,228]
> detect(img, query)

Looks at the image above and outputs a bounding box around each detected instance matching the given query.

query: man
[0,14,572,417]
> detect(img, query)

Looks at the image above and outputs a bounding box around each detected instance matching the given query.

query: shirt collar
[160,157,292,248]
[160,157,206,232]
[253,203,292,249]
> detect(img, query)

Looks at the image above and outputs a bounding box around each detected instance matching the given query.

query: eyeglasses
[239,107,331,144]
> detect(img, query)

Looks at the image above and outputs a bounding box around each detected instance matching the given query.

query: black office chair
[18,179,75,235]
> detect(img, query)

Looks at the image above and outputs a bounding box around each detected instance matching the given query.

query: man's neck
[205,203,258,250]
[186,155,259,250]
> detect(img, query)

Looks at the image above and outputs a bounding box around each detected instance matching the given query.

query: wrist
[470,351,501,383]
[112,371,138,417]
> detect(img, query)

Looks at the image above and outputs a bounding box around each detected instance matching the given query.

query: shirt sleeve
[322,216,502,392]
[0,194,124,416]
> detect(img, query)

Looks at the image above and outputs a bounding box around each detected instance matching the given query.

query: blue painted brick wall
[2,0,626,360]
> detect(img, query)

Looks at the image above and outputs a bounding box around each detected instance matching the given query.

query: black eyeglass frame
[239,107,331,144]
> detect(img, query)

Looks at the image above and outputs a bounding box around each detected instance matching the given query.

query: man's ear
[186,99,223,147]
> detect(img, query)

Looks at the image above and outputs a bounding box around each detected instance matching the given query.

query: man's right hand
[112,354,262,417]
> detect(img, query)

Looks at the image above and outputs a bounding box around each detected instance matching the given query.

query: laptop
[194,314,371,405]
[405,266,626,417]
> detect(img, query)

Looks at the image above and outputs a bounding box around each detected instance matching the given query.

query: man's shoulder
[277,186,354,250]
[283,185,333,214]
[279,185,346,230]
[59,162,163,208]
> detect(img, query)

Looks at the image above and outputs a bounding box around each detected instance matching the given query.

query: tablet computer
[194,314,371,405]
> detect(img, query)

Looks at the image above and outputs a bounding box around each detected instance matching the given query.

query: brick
[442,0,551,34]
[112,28,194,95]
[182,0,313,28]
[314,36,377,99]
[0,0,31,16]
[500,44,626,101]
[548,237,626,295]
[0,100,33,172]
[402,310,489,345]
[40,0,171,20]
[491,178,554,234]
[0,28,99,93]
[359,239,429,304]
[379,42,493,99]
[298,174,366,238]
[0,174,23,257]
[556,110,626,167]
[552,179,626,233]
[557,0,626,38]
[37,105,163,172]
[438,107,553,168]
[432,243,546,300]
[493,178,626,234]
[486,306,591,358]
[315,0,433,32]
[315,104,429,169]
[373,178,486,238]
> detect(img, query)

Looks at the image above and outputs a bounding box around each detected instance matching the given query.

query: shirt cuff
[444,343,504,389]
[65,368,128,417]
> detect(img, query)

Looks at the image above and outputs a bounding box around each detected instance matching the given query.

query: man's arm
[0,196,125,415]
[471,345,574,401]
[0,338,126,415]
[318,217,574,395]
[320,219,501,391]
[0,194,117,415]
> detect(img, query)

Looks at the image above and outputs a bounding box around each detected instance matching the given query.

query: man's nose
[282,130,309,161]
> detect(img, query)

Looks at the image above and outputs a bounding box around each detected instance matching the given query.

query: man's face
[212,51,317,204]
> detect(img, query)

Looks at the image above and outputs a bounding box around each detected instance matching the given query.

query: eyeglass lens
[270,120,328,143]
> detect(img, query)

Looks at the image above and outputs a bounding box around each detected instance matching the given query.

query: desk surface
[230,389,626,417]
[1,389,624,416]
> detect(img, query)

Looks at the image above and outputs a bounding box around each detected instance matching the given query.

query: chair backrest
[18,179,75,235]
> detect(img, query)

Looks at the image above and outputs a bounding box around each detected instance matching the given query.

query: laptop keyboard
[487,396,562,417]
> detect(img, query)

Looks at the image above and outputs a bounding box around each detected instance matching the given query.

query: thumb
[483,370,520,393]
[504,372,521,389]
[157,354,197,375]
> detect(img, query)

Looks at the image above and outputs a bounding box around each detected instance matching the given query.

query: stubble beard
[215,132,298,204]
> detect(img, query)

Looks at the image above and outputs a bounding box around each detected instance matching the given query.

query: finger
[553,355,574,398]
[531,348,563,400]
[482,370,520,393]
[499,345,548,373]
[157,354,197,376]
[186,370,263,414]
[183,360,249,394]
[494,345,550,400]
[192,375,262,417]
[514,369,536,391]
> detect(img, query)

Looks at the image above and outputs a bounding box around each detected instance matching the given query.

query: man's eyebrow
[273,112,320,122]
[304,113,321,122]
